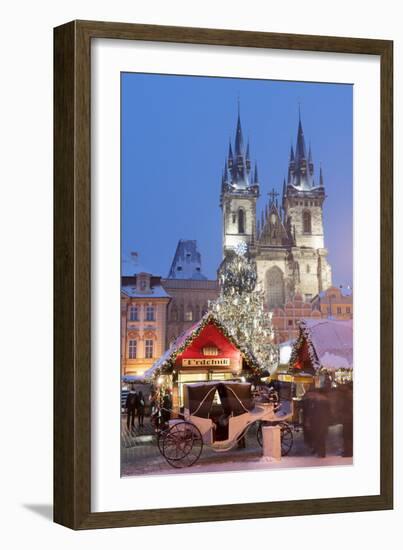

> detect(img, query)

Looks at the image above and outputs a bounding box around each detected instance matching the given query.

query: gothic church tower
[220,108,332,309]
[220,108,260,256]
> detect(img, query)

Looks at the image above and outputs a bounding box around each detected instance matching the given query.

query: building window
[145,339,153,359]
[195,305,201,320]
[337,307,342,314]
[346,307,351,314]
[305,294,312,302]
[266,266,285,309]
[128,339,137,359]
[303,211,312,234]
[145,305,155,321]
[232,213,236,224]
[170,307,178,322]
[185,307,193,322]
[129,305,138,321]
[288,319,293,326]
[306,264,310,273]
[238,208,245,234]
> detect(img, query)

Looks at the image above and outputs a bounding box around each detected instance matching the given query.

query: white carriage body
[175,381,293,449]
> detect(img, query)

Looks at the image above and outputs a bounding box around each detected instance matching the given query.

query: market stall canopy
[290,318,353,372]
[122,374,149,383]
[145,312,260,378]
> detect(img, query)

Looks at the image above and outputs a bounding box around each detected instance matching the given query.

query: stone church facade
[220,109,332,309]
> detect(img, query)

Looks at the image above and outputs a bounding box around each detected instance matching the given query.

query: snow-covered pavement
[121,420,352,477]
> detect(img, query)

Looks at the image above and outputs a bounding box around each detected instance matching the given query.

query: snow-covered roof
[145,312,260,378]
[318,286,353,299]
[167,240,208,280]
[122,284,170,299]
[292,318,353,371]
[279,339,296,365]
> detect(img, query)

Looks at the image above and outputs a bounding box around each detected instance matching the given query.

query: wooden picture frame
[54,20,393,529]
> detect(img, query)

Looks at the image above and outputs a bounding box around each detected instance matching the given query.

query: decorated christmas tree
[209,242,279,374]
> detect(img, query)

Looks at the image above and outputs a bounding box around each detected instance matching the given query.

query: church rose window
[303,210,312,234]
[266,266,285,309]
[238,208,245,234]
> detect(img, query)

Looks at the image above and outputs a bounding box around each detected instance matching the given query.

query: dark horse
[302,382,353,458]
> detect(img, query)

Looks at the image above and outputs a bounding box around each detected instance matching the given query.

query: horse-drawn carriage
[157,380,293,468]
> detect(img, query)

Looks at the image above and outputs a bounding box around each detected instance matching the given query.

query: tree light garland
[209,248,279,374]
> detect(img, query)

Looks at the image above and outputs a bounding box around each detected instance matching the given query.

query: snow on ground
[121,422,352,477]
[124,455,353,477]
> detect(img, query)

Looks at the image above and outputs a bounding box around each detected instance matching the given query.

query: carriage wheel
[256,423,263,447]
[157,428,168,454]
[256,422,294,456]
[279,422,293,456]
[161,422,203,468]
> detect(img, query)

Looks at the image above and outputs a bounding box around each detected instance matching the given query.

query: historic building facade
[220,110,332,310]
[161,240,219,345]
[121,271,171,376]
[311,286,353,320]
[270,293,322,344]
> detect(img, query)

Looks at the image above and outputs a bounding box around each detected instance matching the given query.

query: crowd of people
[125,387,172,432]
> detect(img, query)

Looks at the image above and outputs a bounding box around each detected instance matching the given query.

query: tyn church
[220,109,332,309]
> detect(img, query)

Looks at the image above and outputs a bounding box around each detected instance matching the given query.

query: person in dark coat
[125,388,138,431]
[302,392,331,458]
[161,389,172,428]
[137,391,145,428]
[339,383,353,457]
[312,395,331,457]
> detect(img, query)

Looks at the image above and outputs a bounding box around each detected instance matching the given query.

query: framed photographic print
[54,20,393,529]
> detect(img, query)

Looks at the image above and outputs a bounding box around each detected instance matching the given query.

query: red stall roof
[145,312,260,377]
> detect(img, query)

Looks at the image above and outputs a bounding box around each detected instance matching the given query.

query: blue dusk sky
[121,72,353,287]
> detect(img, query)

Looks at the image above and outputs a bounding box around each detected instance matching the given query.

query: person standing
[125,388,138,431]
[137,390,145,428]
[161,389,172,428]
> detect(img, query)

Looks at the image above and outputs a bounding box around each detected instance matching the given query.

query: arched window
[306,264,310,274]
[266,266,285,309]
[238,208,245,234]
[185,306,193,322]
[303,210,312,234]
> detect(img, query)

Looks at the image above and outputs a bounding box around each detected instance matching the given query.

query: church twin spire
[221,105,260,196]
[287,109,323,191]
[221,104,325,246]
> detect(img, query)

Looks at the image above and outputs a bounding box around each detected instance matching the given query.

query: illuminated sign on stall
[182,358,231,367]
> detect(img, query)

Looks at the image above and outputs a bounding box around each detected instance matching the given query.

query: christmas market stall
[289,318,353,383]
[272,319,353,423]
[145,312,262,410]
